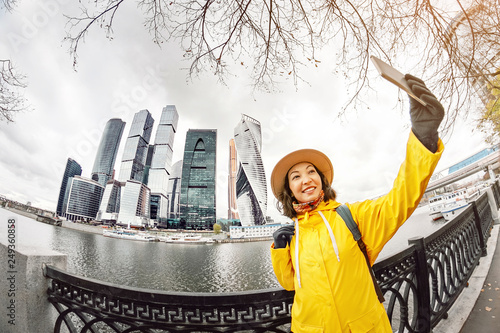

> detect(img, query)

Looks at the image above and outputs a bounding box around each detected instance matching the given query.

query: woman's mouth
[303,186,316,194]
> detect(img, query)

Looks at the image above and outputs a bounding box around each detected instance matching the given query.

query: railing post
[484,187,500,225]
[471,201,488,257]
[408,237,431,333]
[493,180,500,209]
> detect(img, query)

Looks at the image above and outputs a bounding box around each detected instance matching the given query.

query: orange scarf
[292,190,325,214]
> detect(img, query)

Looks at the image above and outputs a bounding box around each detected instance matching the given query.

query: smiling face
[287,162,323,203]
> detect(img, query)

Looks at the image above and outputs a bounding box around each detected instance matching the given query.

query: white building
[117,180,151,227]
[97,179,123,223]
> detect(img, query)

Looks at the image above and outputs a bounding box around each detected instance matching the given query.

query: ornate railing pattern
[43,264,294,332]
[44,188,495,333]
[426,192,491,327]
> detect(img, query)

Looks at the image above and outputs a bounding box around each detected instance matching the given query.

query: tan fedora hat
[271,149,334,199]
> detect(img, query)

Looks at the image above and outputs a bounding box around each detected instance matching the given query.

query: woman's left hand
[405,74,444,153]
[273,225,295,249]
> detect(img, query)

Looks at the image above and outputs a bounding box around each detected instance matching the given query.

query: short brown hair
[276,165,336,219]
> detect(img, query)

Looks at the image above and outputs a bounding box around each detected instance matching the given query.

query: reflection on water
[1,206,442,292]
[0,208,279,292]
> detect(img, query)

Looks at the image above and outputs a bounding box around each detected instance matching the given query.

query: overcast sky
[0,0,490,222]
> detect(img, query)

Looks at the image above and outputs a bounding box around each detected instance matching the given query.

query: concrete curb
[432,223,500,333]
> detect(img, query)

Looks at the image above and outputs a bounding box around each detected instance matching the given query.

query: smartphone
[370,56,427,106]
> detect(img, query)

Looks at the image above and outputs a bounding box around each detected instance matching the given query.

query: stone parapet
[0,236,67,333]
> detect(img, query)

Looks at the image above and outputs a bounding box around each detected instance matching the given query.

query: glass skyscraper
[233,114,267,226]
[148,105,179,220]
[118,110,154,182]
[179,129,217,229]
[167,160,183,219]
[62,176,105,221]
[56,158,82,216]
[110,109,154,227]
[228,139,239,220]
[91,118,125,187]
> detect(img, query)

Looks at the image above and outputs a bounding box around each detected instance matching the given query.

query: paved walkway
[460,223,500,333]
[433,223,500,333]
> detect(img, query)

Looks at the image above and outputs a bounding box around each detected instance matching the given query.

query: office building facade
[56,158,82,216]
[167,160,183,219]
[148,105,179,220]
[179,129,217,229]
[91,118,125,187]
[97,179,123,223]
[62,176,105,221]
[118,110,154,183]
[228,139,239,220]
[117,180,151,227]
[233,114,267,226]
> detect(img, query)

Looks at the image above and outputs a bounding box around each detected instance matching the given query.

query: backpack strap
[336,204,385,303]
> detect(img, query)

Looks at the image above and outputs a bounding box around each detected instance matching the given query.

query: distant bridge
[426,146,500,192]
[0,196,61,226]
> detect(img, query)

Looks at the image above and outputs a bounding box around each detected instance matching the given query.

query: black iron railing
[491,180,500,209]
[43,264,294,332]
[44,189,495,333]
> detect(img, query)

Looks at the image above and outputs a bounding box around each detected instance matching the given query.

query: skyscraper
[113,109,154,227]
[228,139,239,220]
[62,176,105,221]
[118,110,154,183]
[233,114,267,226]
[56,158,82,216]
[148,105,179,220]
[167,160,183,219]
[179,129,217,229]
[91,118,125,187]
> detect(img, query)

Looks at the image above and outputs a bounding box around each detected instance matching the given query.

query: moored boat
[428,194,445,220]
[160,233,215,244]
[440,189,469,221]
[103,229,157,242]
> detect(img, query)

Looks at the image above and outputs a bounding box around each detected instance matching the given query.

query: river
[0,205,445,292]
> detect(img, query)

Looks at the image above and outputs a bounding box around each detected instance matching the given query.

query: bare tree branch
[62,0,500,137]
[1,0,17,12]
[1,0,29,123]
[0,60,28,122]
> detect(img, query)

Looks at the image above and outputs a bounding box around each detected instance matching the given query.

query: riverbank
[61,221,272,243]
[61,220,105,235]
[2,207,266,243]
[2,207,106,235]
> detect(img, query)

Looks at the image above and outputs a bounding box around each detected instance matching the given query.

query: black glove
[405,74,445,153]
[273,225,295,249]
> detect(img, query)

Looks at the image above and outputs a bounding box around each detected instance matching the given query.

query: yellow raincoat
[271,132,443,332]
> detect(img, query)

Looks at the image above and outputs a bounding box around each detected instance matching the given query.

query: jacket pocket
[347,303,388,332]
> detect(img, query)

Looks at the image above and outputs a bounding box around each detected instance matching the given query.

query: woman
[270,74,444,332]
